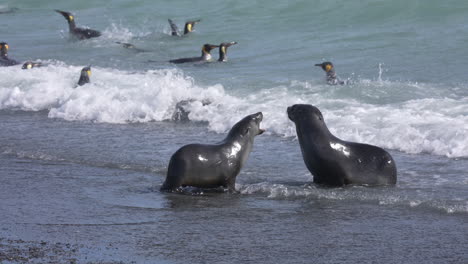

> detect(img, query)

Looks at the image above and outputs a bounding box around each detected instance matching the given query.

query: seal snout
[287,105,297,121]
[253,112,265,135]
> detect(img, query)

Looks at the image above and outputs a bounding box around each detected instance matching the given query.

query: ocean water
[1,0,467,263]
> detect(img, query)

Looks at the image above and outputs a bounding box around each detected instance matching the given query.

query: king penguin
[218,42,237,62]
[55,10,101,40]
[0,42,19,66]
[315,62,345,85]
[77,66,91,86]
[169,44,219,64]
[168,19,201,36]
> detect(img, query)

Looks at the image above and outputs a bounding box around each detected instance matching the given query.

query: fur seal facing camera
[55,10,101,40]
[287,104,396,186]
[315,62,345,85]
[161,112,265,192]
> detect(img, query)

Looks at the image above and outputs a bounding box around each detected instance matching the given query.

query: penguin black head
[315,62,334,72]
[55,10,75,23]
[22,61,43,70]
[0,42,9,56]
[218,42,237,62]
[78,66,91,86]
[184,20,201,34]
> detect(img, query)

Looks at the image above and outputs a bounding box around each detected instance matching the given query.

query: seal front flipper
[55,10,101,40]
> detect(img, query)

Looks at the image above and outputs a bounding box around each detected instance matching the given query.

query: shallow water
[1,0,467,263]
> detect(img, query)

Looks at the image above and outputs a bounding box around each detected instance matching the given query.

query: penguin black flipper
[0,42,19,66]
[168,19,180,36]
[218,42,237,62]
[55,10,101,40]
[77,66,91,86]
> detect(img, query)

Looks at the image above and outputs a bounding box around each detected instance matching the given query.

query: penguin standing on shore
[218,42,237,62]
[0,42,19,66]
[55,10,101,40]
[168,19,201,36]
[169,44,219,64]
[315,62,345,85]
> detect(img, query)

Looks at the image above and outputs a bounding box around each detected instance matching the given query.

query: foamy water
[1,64,467,158]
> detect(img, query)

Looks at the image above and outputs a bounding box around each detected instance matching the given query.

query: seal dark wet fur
[77,66,91,86]
[315,62,345,85]
[218,42,237,62]
[161,112,265,192]
[55,10,101,40]
[0,42,19,66]
[169,43,219,64]
[287,104,396,186]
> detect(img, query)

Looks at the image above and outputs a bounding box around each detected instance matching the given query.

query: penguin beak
[55,10,72,20]
[225,42,238,47]
[314,63,322,67]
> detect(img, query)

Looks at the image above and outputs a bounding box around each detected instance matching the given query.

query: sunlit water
[1,0,467,263]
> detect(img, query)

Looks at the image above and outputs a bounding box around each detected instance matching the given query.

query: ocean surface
[1,0,467,263]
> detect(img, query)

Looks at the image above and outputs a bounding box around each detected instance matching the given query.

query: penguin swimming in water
[218,42,237,62]
[55,10,101,40]
[169,44,219,64]
[315,62,345,85]
[22,61,43,69]
[115,42,146,52]
[77,66,91,86]
[168,19,201,36]
[0,42,19,66]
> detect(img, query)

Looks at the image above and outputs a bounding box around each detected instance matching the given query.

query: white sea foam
[1,64,467,158]
[239,182,468,214]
